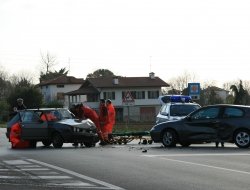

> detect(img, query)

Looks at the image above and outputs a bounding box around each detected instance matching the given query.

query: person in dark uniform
[10,98,27,119]
[16,98,26,110]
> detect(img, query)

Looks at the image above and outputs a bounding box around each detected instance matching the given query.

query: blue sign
[188,83,200,100]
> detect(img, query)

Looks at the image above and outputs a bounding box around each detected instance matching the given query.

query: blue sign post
[188,83,200,100]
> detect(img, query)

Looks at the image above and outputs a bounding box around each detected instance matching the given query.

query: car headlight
[73,127,80,132]
[156,117,167,124]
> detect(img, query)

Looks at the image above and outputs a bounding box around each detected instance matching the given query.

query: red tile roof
[84,76,169,88]
[39,75,84,86]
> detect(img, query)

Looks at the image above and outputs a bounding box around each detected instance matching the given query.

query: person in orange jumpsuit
[78,104,104,142]
[98,99,109,144]
[10,122,30,149]
[106,99,116,135]
[40,112,57,121]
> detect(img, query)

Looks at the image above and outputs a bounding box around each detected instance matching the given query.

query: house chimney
[113,76,119,85]
[149,72,155,79]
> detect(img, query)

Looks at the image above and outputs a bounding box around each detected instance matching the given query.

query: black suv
[6,108,99,148]
[151,104,250,148]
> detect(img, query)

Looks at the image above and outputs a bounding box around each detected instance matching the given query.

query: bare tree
[9,72,34,87]
[40,51,57,74]
[223,80,238,92]
[202,80,217,89]
[168,71,198,94]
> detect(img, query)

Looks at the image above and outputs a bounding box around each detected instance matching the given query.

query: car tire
[83,142,94,148]
[162,129,177,147]
[148,139,153,144]
[52,134,64,148]
[42,140,52,147]
[29,140,37,148]
[234,129,250,148]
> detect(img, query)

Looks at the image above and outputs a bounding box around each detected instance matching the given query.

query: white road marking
[0,169,12,171]
[0,176,23,179]
[143,153,250,175]
[143,153,250,157]
[17,165,42,168]
[49,181,94,187]
[35,176,72,179]
[3,160,30,165]
[19,168,50,171]
[0,175,72,179]
[0,169,20,171]
[160,157,250,175]
[27,159,124,190]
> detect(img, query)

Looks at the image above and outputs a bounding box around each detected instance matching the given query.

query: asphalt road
[1,128,250,190]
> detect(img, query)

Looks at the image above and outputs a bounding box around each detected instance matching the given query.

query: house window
[132,91,145,99]
[57,84,64,88]
[87,94,99,102]
[57,93,64,100]
[103,92,115,100]
[148,91,159,99]
[122,91,145,99]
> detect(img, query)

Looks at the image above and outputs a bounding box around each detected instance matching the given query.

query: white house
[39,75,84,106]
[204,86,230,103]
[65,73,169,122]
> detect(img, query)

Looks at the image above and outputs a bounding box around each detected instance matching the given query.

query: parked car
[156,95,200,124]
[6,108,99,148]
[150,104,250,148]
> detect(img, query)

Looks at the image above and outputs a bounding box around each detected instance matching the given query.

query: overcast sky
[0,0,250,86]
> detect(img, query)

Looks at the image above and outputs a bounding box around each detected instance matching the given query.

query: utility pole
[68,58,71,75]
[149,56,152,72]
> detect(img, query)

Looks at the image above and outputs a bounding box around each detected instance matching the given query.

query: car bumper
[150,128,162,143]
[63,132,99,143]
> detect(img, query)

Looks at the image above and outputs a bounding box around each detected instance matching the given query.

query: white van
[156,95,201,124]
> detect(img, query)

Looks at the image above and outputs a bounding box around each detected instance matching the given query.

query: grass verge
[0,123,6,128]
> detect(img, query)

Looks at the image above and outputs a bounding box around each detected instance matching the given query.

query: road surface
[1,128,250,190]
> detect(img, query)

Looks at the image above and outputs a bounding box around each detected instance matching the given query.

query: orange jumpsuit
[106,103,116,134]
[99,103,109,141]
[10,122,30,149]
[40,113,57,121]
[80,105,104,141]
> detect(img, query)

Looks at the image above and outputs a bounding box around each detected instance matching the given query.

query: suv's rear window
[170,105,200,116]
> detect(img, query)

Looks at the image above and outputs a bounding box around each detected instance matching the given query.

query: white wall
[40,84,82,105]
[100,87,162,106]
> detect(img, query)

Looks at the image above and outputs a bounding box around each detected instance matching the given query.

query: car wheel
[162,130,177,147]
[52,134,64,148]
[148,139,153,144]
[29,140,37,148]
[234,129,250,148]
[42,140,52,147]
[83,142,94,148]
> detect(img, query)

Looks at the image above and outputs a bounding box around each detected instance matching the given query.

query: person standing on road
[99,99,109,145]
[106,99,116,136]
[215,141,224,148]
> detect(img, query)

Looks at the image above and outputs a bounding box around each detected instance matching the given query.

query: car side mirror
[161,112,169,116]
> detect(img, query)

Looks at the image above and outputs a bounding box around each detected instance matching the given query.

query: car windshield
[170,104,200,116]
[35,109,74,121]
[57,109,74,120]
